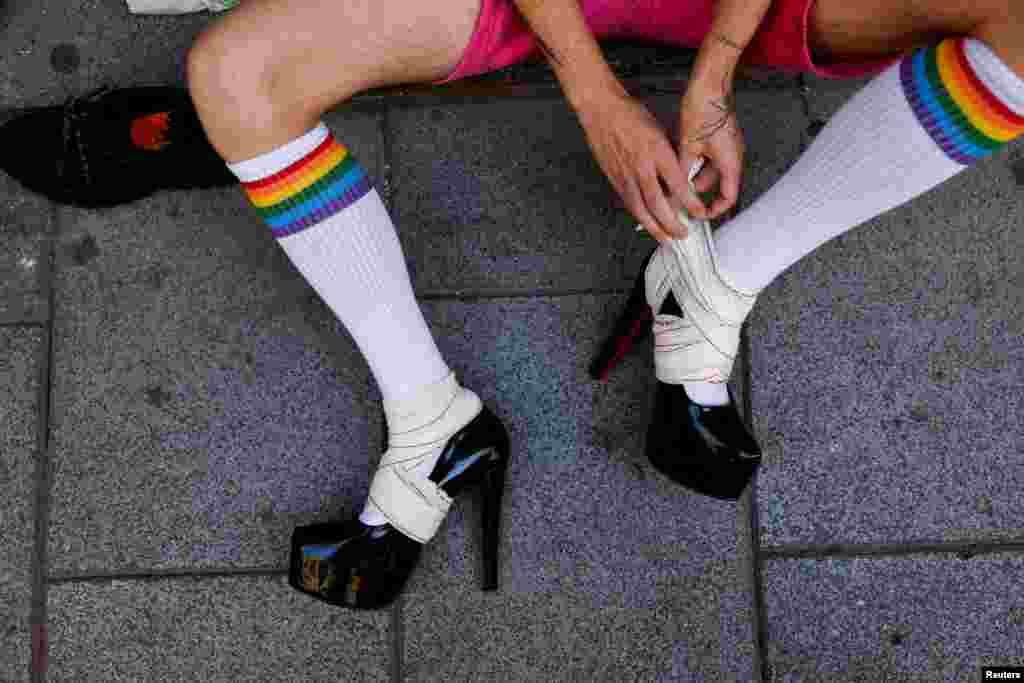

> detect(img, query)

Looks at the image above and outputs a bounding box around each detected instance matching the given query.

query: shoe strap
[368,465,453,543]
[644,210,760,384]
[370,373,482,543]
[651,312,739,384]
[381,373,482,455]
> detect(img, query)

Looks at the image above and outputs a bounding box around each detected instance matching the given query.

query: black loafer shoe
[0,85,235,208]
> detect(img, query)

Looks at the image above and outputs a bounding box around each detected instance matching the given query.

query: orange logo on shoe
[131,112,171,151]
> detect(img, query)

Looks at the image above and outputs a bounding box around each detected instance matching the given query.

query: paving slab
[401,294,757,682]
[47,112,392,575]
[1,0,213,109]
[763,553,1024,682]
[749,143,1024,547]
[390,87,804,296]
[0,166,53,323]
[47,574,390,682]
[0,327,42,683]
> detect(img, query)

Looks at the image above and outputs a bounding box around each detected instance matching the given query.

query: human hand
[677,76,744,219]
[575,89,692,242]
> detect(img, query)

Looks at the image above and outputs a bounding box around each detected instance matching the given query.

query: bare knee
[186,28,274,124]
[185,27,318,161]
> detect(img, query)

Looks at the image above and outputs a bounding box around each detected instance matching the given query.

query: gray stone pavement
[2,3,1023,682]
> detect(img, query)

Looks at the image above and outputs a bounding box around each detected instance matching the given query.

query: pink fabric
[433,0,899,85]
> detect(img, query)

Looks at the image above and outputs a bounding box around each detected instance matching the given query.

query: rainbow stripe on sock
[241,134,372,239]
[901,38,1024,165]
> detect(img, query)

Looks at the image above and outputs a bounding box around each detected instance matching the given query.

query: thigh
[195,0,483,113]
[807,0,986,64]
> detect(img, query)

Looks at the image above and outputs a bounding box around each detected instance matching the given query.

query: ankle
[382,370,461,436]
[707,227,764,300]
[715,260,762,302]
[683,379,731,406]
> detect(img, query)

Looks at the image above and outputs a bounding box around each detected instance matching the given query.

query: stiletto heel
[288,404,512,609]
[589,248,657,381]
[479,457,507,591]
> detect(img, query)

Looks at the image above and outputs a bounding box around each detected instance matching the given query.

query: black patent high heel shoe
[591,247,762,500]
[288,404,510,609]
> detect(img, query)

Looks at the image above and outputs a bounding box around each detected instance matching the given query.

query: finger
[676,150,709,219]
[655,145,691,220]
[693,163,720,194]
[625,176,672,243]
[639,163,686,240]
[708,158,741,219]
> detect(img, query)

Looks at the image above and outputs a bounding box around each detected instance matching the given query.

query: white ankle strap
[368,465,453,543]
[644,210,760,384]
[370,373,482,543]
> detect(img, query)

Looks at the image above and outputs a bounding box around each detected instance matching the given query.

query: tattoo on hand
[685,87,737,144]
[535,35,563,68]
[713,32,745,52]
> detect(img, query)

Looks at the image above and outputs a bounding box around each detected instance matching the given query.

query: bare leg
[185,0,497,544]
[186,0,482,162]
[184,0,486,407]
[808,0,1024,76]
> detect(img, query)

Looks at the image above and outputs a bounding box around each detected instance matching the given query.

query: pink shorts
[433,0,896,85]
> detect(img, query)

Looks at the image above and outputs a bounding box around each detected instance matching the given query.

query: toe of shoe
[648,442,759,500]
[646,382,761,499]
[289,520,421,609]
[0,109,70,197]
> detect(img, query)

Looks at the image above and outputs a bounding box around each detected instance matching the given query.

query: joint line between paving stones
[0,71,801,160]
[761,538,1024,560]
[378,103,393,206]
[48,566,288,584]
[0,71,799,127]
[391,594,403,683]
[30,201,59,683]
[796,73,811,117]
[747,84,808,682]
[417,286,632,302]
[796,73,815,152]
[29,446,53,683]
[341,71,799,112]
[741,324,769,683]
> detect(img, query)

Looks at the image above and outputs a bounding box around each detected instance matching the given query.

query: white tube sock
[227,123,464,526]
[687,38,1023,405]
[714,38,1023,293]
